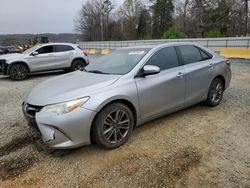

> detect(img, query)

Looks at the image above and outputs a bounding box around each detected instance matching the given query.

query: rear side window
[146,47,179,71]
[200,49,212,60]
[55,45,74,52]
[36,45,53,54]
[77,46,83,50]
[178,45,202,64]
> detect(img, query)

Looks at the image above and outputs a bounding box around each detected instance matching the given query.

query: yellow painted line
[220,48,250,59]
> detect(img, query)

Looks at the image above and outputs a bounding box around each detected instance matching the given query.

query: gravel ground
[0,59,250,187]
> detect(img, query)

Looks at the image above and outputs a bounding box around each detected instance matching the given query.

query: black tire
[9,64,28,80]
[91,103,134,149]
[206,78,224,107]
[71,59,86,72]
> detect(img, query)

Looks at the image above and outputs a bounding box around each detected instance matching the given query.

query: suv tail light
[83,51,88,56]
[226,60,231,66]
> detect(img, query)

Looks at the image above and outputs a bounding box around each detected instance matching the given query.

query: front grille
[23,103,43,118]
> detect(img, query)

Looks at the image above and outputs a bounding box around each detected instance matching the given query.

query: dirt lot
[0,59,250,188]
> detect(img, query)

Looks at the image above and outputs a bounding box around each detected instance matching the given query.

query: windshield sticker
[128,51,145,55]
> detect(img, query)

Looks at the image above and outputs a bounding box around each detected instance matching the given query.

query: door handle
[49,54,54,57]
[208,63,213,68]
[177,72,184,78]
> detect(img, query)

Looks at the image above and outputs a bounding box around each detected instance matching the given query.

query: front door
[135,46,185,121]
[29,45,57,72]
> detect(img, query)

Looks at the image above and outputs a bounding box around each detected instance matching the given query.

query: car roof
[40,42,76,46]
[121,42,198,50]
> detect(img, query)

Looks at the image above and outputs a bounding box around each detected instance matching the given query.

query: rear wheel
[9,64,28,80]
[92,103,134,149]
[206,78,224,107]
[71,59,86,71]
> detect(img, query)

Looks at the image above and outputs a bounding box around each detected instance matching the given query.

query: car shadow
[0,70,67,81]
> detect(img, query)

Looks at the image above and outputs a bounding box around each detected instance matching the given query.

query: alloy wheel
[11,65,27,80]
[210,81,223,103]
[102,110,130,144]
[72,60,85,71]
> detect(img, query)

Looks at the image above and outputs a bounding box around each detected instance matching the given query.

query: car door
[135,46,185,121]
[28,45,57,72]
[54,45,74,68]
[177,45,214,106]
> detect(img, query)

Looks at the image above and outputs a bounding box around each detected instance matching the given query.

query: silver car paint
[23,42,231,149]
[1,43,87,73]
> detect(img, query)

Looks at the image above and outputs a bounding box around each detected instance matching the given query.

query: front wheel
[71,59,86,71]
[9,64,28,80]
[206,78,224,107]
[91,103,134,149]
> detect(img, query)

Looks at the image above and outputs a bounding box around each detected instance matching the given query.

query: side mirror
[142,65,160,76]
[31,51,39,56]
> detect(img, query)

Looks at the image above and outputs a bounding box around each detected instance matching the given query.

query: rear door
[177,45,214,105]
[135,46,185,121]
[28,45,57,72]
[54,45,75,68]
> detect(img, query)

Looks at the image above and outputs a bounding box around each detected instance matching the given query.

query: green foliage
[162,26,186,39]
[152,0,174,38]
[204,28,225,38]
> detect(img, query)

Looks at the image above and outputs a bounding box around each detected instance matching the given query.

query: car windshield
[22,45,41,54]
[85,48,150,75]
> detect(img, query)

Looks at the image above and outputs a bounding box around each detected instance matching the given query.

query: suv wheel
[71,59,86,71]
[9,64,28,80]
[206,78,224,107]
[92,103,134,149]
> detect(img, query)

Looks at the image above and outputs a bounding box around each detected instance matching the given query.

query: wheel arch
[7,61,30,74]
[90,98,138,143]
[71,57,87,66]
[214,75,225,90]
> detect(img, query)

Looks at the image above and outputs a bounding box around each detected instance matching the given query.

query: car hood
[26,71,121,106]
[0,53,25,61]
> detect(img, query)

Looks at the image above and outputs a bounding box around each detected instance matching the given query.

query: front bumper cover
[22,102,96,149]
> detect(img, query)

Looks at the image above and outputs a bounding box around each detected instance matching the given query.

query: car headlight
[40,97,89,115]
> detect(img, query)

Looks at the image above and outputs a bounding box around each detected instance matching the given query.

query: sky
[0,0,121,35]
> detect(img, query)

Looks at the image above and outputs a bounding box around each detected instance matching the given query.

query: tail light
[83,51,88,56]
[226,60,231,66]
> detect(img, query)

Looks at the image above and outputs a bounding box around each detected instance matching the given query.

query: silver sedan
[22,42,231,149]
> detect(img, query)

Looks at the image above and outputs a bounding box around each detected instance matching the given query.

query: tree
[119,0,144,39]
[74,0,103,41]
[152,0,174,38]
[137,8,151,39]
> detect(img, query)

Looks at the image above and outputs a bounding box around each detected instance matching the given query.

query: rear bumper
[224,67,232,90]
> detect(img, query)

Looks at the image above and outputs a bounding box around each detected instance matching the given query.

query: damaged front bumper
[22,102,96,149]
[0,60,8,75]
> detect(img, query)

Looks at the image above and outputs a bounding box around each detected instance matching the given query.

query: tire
[92,103,134,149]
[71,59,86,72]
[206,78,224,107]
[9,64,28,80]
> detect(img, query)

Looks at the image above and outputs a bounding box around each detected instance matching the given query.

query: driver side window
[146,47,179,71]
[36,46,53,54]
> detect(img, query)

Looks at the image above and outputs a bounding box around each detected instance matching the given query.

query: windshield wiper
[87,70,109,74]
